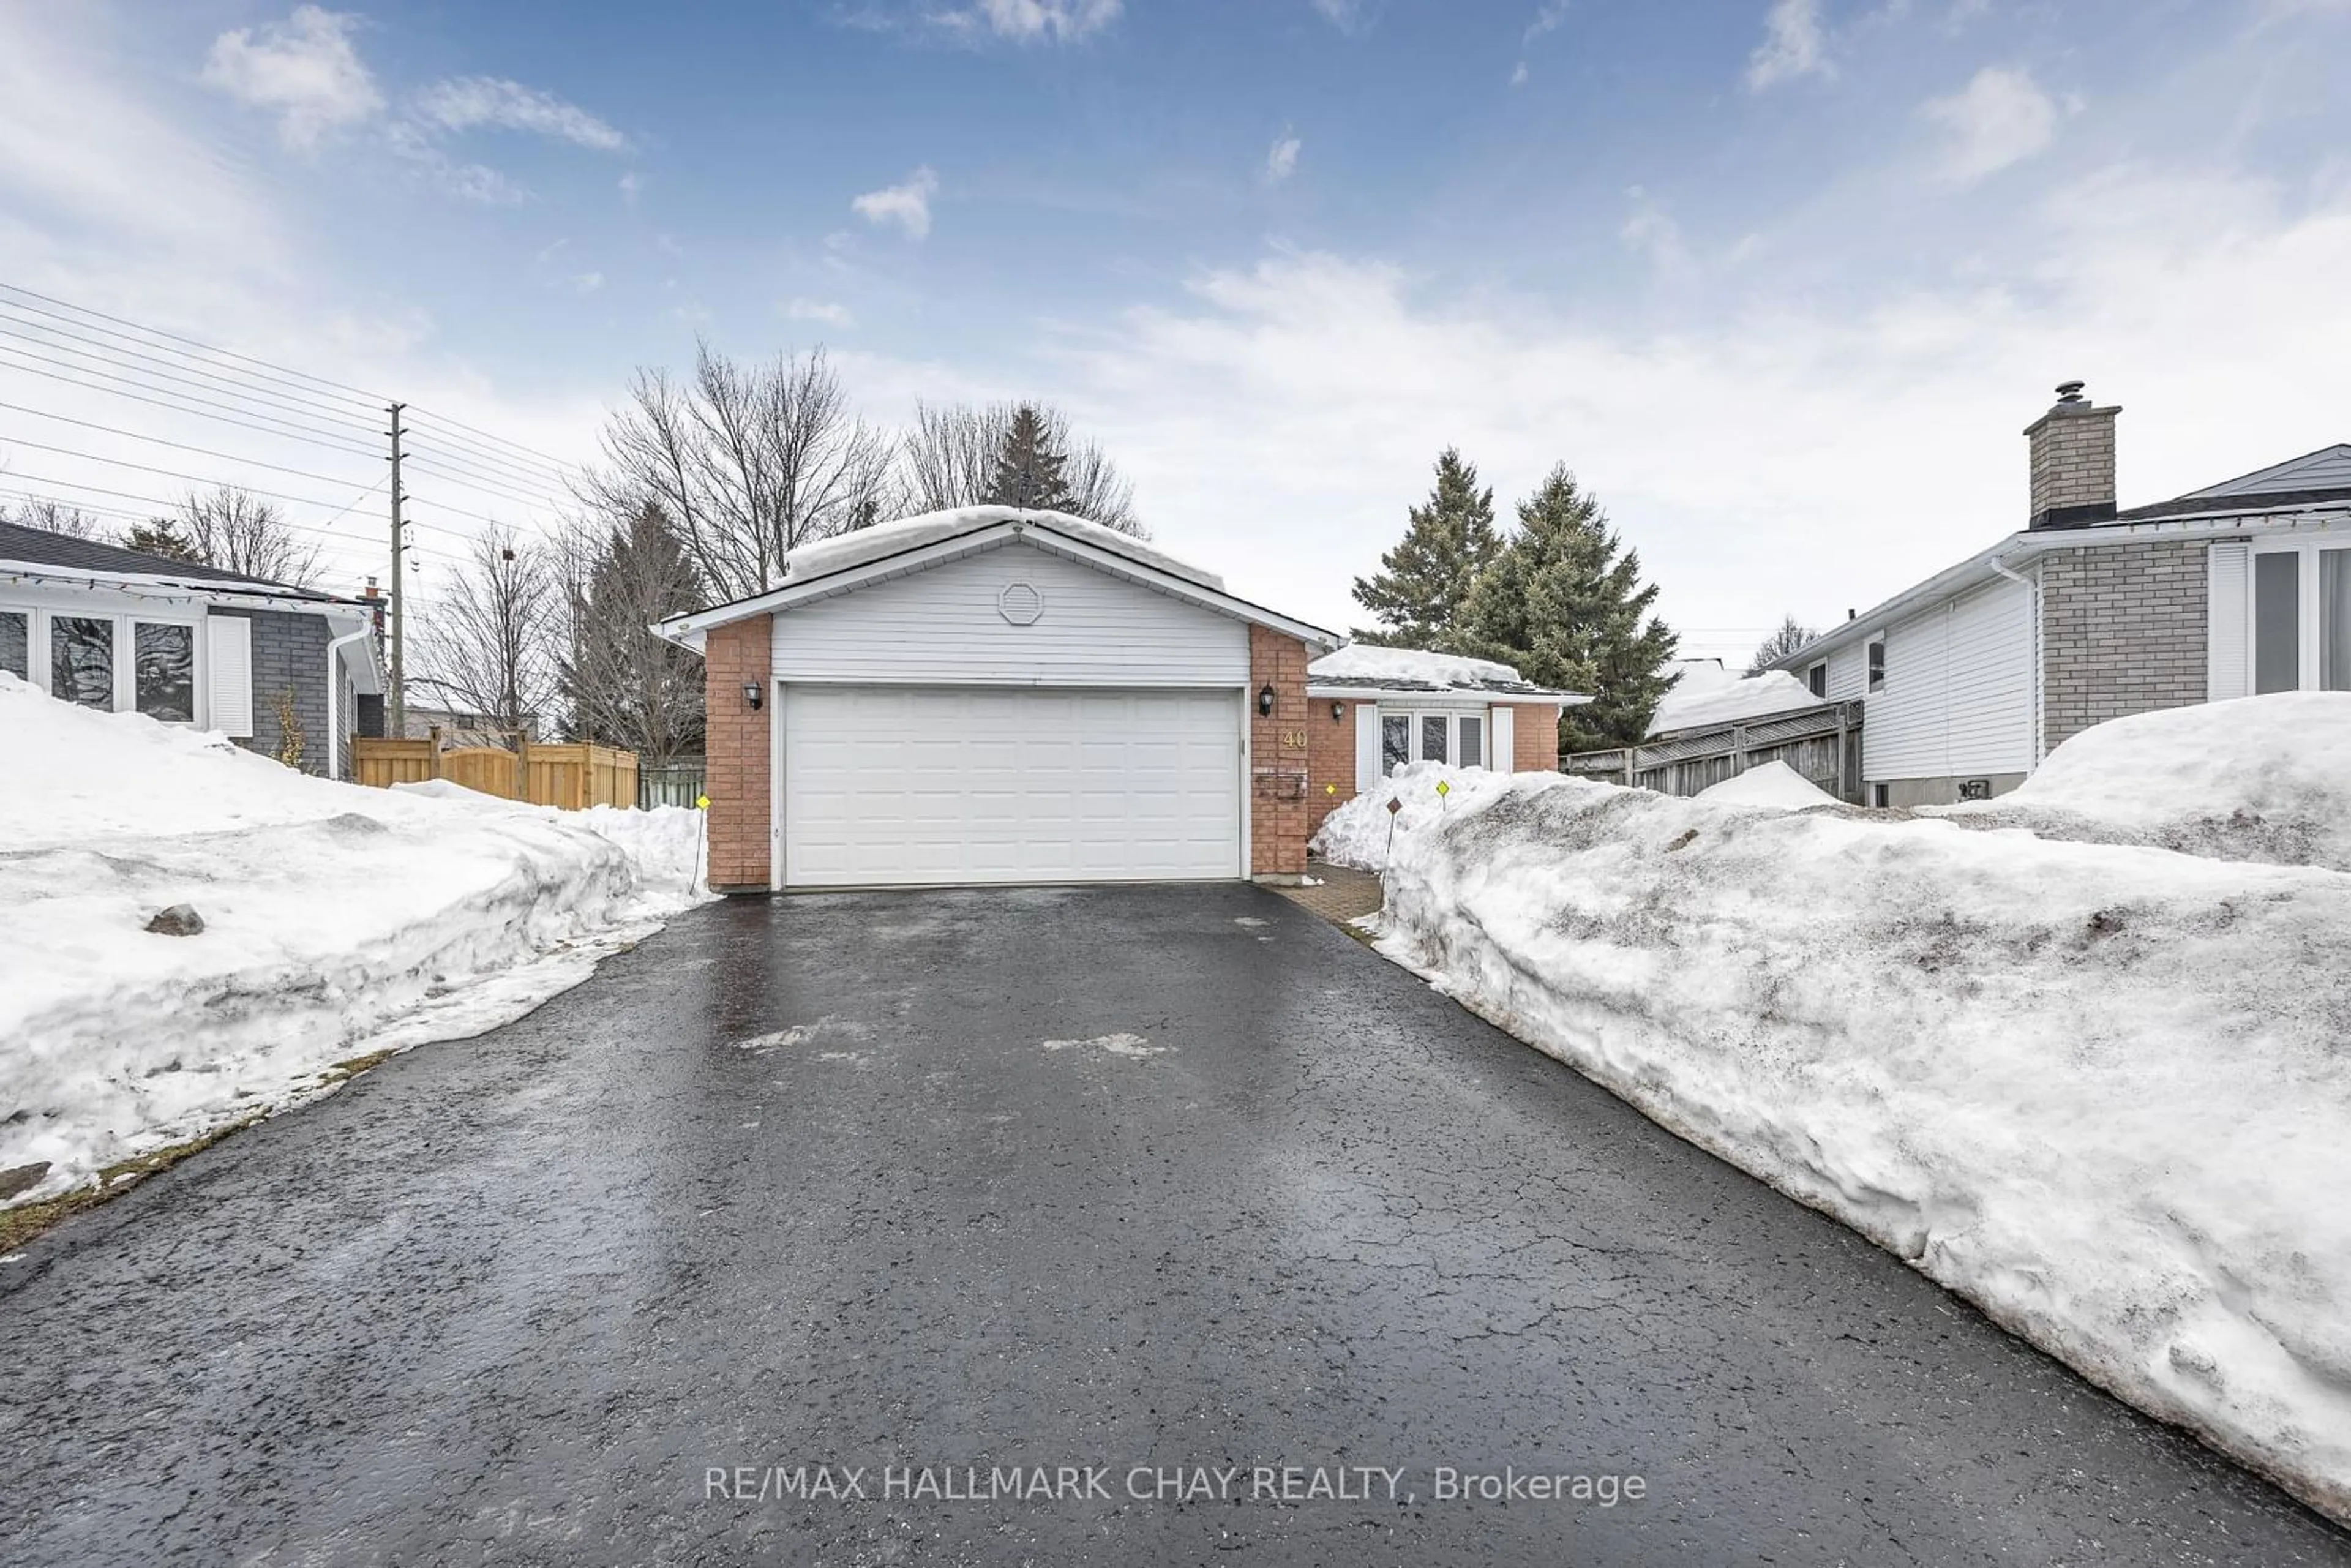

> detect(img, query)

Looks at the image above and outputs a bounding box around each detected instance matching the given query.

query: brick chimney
[2023,380,2119,530]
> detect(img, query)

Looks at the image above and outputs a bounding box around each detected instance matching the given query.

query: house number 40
[1278,729,1309,749]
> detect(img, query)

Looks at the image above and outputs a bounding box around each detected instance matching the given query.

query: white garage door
[781,686,1243,888]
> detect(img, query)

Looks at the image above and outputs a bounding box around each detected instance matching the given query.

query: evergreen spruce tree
[560,503,707,762]
[121,517,203,563]
[1349,448,1500,648]
[984,403,1073,512]
[1463,463,1679,751]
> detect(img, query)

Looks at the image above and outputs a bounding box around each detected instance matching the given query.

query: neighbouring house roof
[1648,661,1821,737]
[1305,642,1589,705]
[1770,441,2351,672]
[657,506,1337,652]
[0,519,366,608]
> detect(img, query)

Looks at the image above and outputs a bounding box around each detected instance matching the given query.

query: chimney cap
[2054,380,2087,403]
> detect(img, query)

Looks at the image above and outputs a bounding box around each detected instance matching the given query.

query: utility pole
[388,402,407,737]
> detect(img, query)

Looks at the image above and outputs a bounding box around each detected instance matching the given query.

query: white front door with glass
[1379,709,1486,773]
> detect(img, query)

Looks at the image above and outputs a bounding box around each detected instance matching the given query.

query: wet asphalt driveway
[3,883,2347,1566]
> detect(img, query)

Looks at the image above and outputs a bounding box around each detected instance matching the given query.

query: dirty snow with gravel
[0,674,713,1210]
[1316,694,2351,1523]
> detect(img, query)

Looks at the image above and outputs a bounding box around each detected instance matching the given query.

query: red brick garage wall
[1513,703,1561,773]
[703,617,772,893]
[1248,626,1311,876]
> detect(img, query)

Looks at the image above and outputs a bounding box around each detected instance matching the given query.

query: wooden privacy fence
[1562,699,1865,804]
[351,737,640,810]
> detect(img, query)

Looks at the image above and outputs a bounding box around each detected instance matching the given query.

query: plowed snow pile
[0,675,712,1209]
[1314,694,2351,1522]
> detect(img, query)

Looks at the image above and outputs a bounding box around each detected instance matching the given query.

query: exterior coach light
[1257,683,1276,717]
[1330,700,1344,722]
[743,682,764,710]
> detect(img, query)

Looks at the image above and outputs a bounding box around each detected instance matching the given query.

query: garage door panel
[781,685,1242,887]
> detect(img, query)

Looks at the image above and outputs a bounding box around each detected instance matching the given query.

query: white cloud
[1619,186,1692,275]
[1747,0,1833,91]
[1921,66,2062,183]
[1523,0,1571,45]
[384,122,530,204]
[1510,60,1530,88]
[201,4,381,149]
[618,171,645,202]
[942,0,1123,43]
[852,166,940,239]
[1265,130,1302,185]
[787,298,855,328]
[1310,0,1364,31]
[412,76,628,152]
[1025,170,2351,650]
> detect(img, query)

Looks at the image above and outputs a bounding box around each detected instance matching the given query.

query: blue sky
[2,0,2348,657]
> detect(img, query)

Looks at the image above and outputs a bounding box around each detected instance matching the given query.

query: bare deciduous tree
[414,525,558,749]
[578,342,897,602]
[175,486,323,586]
[1,495,110,539]
[555,502,706,763]
[900,399,1141,535]
[1746,613,1820,675]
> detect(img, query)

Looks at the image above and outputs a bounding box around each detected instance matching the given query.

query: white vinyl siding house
[768,546,1249,687]
[1859,576,2036,787]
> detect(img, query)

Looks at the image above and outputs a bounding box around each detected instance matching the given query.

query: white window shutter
[1490,705,1515,773]
[2207,542,2249,702]
[206,615,253,737]
[1353,702,1382,792]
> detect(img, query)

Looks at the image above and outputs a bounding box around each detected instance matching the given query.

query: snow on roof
[780,506,1224,591]
[0,519,352,600]
[1310,643,1524,690]
[1648,663,1823,737]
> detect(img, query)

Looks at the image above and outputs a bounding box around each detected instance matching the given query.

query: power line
[403,407,577,480]
[0,314,381,433]
[400,437,576,498]
[0,280,387,408]
[0,438,385,512]
[0,474,470,568]
[0,410,385,488]
[0,344,383,456]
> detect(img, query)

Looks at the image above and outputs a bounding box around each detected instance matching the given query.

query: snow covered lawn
[1313,696,2351,1523]
[0,675,713,1214]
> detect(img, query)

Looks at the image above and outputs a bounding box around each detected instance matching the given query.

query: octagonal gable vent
[997,582,1044,625]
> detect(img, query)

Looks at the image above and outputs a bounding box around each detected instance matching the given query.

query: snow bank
[1349,743,2351,1520]
[1925,692,2351,872]
[1308,762,1515,871]
[0,675,714,1207]
[1648,663,1822,736]
[1310,643,1528,691]
[780,505,1221,591]
[1693,759,1837,810]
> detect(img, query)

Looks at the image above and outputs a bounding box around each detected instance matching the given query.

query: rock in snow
[1319,693,2351,1524]
[0,673,714,1210]
[144,904,205,937]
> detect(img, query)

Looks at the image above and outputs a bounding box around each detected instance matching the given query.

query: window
[2325,549,2351,692]
[1870,782,1890,808]
[51,616,114,708]
[1457,715,1483,768]
[1382,714,1410,775]
[1419,715,1449,763]
[1865,639,1886,693]
[2254,550,2301,694]
[0,610,26,681]
[1806,661,1828,699]
[134,622,197,722]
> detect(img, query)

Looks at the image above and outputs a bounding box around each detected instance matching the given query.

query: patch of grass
[0,1112,266,1253]
[318,1048,397,1084]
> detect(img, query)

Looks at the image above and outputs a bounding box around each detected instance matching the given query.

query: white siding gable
[1862,576,2034,782]
[769,540,1250,686]
[1825,643,1866,701]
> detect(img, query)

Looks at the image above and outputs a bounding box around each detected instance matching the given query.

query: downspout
[1986,550,2041,767]
[324,620,373,781]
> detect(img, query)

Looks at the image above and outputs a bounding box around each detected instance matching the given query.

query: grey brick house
[1771,384,2351,807]
[0,520,382,778]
